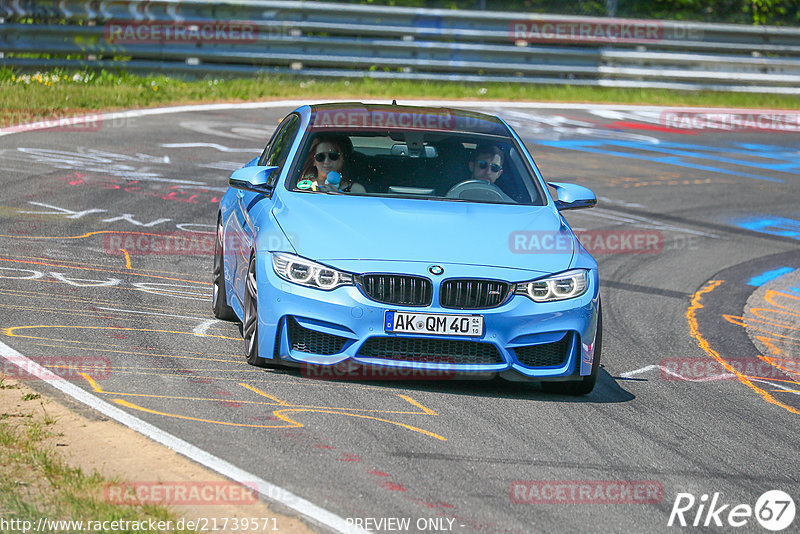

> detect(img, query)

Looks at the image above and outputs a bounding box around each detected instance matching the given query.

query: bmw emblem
[428,265,444,276]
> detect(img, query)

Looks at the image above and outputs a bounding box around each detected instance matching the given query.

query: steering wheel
[445,180,515,203]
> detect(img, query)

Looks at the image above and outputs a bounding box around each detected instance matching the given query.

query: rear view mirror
[390,144,437,158]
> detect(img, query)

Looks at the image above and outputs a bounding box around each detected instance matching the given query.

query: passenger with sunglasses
[298,135,366,193]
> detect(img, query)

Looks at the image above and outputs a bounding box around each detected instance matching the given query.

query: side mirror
[547,182,597,211]
[229,165,279,195]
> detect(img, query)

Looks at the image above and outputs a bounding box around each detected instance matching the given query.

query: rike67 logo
[668,490,795,531]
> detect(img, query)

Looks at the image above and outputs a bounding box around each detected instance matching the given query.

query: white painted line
[160,142,262,153]
[596,196,646,209]
[198,161,250,172]
[588,208,720,238]
[619,364,660,378]
[620,364,733,382]
[0,339,367,534]
[750,378,800,395]
[192,319,218,336]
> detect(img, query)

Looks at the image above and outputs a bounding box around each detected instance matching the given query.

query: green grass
[0,397,193,533]
[1,67,798,128]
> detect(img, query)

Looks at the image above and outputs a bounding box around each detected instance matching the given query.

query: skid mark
[689,281,800,415]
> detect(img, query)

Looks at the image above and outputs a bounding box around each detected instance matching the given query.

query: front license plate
[384,311,483,337]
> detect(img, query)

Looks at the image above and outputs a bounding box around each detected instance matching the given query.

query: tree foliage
[343,0,800,25]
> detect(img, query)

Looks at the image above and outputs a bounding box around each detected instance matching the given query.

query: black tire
[243,253,268,367]
[541,305,602,396]
[212,215,237,321]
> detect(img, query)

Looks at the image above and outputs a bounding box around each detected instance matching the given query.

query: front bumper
[255,257,600,381]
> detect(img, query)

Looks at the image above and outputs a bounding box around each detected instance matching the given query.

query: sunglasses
[314,151,340,162]
[477,160,502,173]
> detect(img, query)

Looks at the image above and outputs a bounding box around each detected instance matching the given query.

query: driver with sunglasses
[468,143,504,184]
[465,143,529,203]
[299,135,366,193]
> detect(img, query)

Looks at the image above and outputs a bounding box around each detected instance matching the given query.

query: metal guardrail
[1,0,800,93]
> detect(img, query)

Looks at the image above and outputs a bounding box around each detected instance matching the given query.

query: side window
[257,124,281,167]
[260,115,300,179]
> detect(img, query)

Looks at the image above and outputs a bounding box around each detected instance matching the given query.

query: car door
[232,114,301,304]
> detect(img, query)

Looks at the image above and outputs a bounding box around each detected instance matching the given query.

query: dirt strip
[0,376,313,533]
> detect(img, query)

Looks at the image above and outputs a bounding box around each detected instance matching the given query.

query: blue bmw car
[213,103,601,394]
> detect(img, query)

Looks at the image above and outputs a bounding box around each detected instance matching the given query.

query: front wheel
[541,306,602,396]
[212,215,237,321]
[243,254,267,367]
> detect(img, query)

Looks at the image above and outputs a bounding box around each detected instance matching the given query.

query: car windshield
[290,129,545,206]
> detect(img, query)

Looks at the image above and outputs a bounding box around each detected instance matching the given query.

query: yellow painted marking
[111,396,445,439]
[724,315,800,342]
[765,288,800,311]
[114,398,446,439]
[757,355,800,377]
[81,374,438,415]
[239,384,434,414]
[238,383,291,405]
[11,341,239,363]
[3,324,239,341]
[82,373,287,405]
[748,308,800,327]
[755,335,789,356]
[271,409,446,441]
[33,347,387,392]
[97,368,388,391]
[238,383,445,439]
[397,394,437,415]
[114,399,299,428]
[688,280,799,415]
[120,248,132,269]
[77,364,249,373]
[750,376,800,384]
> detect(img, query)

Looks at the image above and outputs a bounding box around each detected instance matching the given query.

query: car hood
[271,192,575,274]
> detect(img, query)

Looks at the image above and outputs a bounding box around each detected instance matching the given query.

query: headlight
[514,269,589,302]
[272,253,354,291]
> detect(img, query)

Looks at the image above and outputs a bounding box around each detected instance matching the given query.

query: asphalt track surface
[1,101,798,534]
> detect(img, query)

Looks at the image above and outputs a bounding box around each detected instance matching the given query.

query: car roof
[306,102,510,136]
